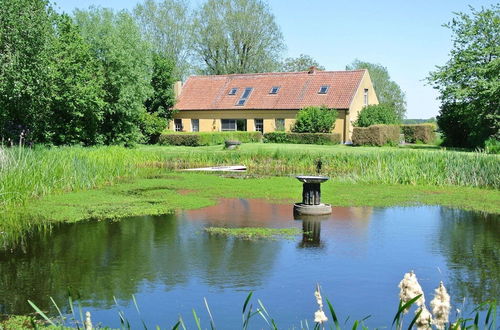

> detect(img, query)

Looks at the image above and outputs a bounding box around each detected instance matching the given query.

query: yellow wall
[170,109,349,142]
[346,70,379,141]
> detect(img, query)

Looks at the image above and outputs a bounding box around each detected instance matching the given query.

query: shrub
[158,131,262,146]
[264,132,341,145]
[484,138,500,154]
[139,112,167,144]
[401,124,436,144]
[355,104,399,127]
[352,125,400,146]
[158,134,200,146]
[292,106,337,133]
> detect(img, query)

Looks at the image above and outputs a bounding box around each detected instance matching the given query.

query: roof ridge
[187,69,367,80]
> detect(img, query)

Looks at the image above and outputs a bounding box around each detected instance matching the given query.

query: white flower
[398,271,425,313]
[314,310,328,324]
[416,306,433,330]
[84,311,92,330]
[430,281,451,330]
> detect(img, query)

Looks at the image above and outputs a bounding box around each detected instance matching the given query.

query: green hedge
[352,125,400,146]
[263,132,341,145]
[401,124,436,144]
[158,131,263,146]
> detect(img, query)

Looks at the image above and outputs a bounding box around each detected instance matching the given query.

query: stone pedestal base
[293,203,332,216]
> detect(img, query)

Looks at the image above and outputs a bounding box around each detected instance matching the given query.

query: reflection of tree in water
[437,208,499,304]
[0,214,280,315]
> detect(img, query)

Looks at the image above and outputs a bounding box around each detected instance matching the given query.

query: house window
[364,88,369,106]
[191,119,199,132]
[318,85,329,94]
[255,119,263,133]
[269,86,280,94]
[236,87,253,106]
[221,119,247,131]
[275,118,285,131]
[228,88,238,95]
[174,119,183,132]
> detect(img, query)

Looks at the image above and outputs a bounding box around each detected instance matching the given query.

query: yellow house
[170,67,378,142]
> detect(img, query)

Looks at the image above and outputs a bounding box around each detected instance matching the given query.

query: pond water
[0,199,498,328]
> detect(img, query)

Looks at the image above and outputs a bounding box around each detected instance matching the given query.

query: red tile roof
[174,69,366,111]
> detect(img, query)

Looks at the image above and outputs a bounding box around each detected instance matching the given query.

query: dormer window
[269,86,280,94]
[236,87,253,106]
[318,85,329,94]
[228,88,238,95]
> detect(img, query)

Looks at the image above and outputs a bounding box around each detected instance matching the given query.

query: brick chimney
[173,81,183,98]
[308,66,317,74]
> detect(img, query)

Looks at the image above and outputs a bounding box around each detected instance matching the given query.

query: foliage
[427,5,499,148]
[139,112,166,144]
[205,226,301,240]
[134,0,191,79]
[484,138,500,154]
[347,59,407,121]
[355,104,400,127]
[159,131,263,146]
[352,124,401,146]
[292,106,337,133]
[0,0,54,143]
[403,118,437,124]
[281,54,325,72]
[401,124,436,144]
[74,7,153,146]
[191,0,285,74]
[263,132,341,145]
[47,14,106,146]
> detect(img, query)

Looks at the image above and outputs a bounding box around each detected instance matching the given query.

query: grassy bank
[0,144,499,242]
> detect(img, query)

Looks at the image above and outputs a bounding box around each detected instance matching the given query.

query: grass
[204,226,302,239]
[0,143,499,242]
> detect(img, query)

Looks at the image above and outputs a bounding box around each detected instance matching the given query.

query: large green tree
[346,60,406,121]
[0,0,54,143]
[74,8,153,145]
[282,54,325,72]
[134,0,191,79]
[47,14,106,145]
[191,0,285,74]
[427,5,499,148]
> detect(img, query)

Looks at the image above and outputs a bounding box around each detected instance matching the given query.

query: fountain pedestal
[293,176,332,216]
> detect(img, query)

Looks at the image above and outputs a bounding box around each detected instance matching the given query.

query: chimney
[308,66,317,74]
[173,81,183,98]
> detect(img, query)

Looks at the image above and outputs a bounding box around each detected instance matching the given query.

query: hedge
[352,125,400,146]
[401,124,436,144]
[263,132,341,145]
[159,131,263,146]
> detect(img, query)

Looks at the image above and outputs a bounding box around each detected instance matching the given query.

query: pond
[0,199,498,328]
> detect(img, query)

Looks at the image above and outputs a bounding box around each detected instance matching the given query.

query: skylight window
[269,86,280,94]
[228,88,238,95]
[236,87,253,106]
[318,85,330,94]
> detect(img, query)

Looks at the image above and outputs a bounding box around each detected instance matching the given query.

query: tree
[292,106,337,133]
[191,0,285,75]
[427,5,499,148]
[47,14,105,145]
[346,60,406,121]
[282,54,325,72]
[355,104,400,127]
[74,8,153,145]
[0,0,54,143]
[134,0,191,79]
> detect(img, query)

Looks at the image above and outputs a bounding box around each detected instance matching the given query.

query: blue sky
[53,0,496,119]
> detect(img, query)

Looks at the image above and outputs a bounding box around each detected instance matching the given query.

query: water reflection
[436,208,500,304]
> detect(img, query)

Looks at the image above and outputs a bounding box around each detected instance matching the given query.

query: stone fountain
[293,176,332,216]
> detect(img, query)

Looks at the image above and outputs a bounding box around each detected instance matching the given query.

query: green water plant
[204,226,301,240]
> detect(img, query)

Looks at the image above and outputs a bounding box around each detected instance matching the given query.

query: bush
[401,124,436,144]
[484,138,500,154]
[263,132,341,145]
[352,125,400,146]
[158,131,262,146]
[292,106,337,133]
[355,104,399,127]
[139,112,167,144]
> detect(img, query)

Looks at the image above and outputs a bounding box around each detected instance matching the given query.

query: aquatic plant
[204,226,301,240]
[431,282,451,329]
